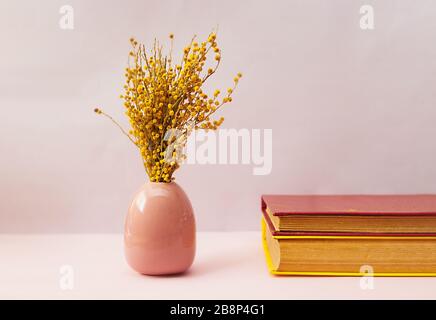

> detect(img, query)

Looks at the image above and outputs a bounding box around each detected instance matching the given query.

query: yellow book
[262,218,436,276]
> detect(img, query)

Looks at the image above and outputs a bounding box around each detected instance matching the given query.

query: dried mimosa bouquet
[95,32,241,182]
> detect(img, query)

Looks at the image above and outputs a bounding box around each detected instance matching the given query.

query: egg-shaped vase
[124,182,196,275]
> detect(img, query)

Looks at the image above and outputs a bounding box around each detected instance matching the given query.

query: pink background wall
[1,0,436,232]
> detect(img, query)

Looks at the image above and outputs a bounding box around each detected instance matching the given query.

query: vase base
[139,269,191,276]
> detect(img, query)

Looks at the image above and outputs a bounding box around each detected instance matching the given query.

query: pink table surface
[0,232,435,299]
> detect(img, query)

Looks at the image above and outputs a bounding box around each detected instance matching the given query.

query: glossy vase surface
[124,182,195,275]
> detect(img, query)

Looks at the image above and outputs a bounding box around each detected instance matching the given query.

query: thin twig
[98,110,137,146]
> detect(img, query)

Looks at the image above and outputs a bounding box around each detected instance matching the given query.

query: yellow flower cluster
[95,32,241,182]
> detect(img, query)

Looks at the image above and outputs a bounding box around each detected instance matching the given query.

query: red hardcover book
[262,194,436,236]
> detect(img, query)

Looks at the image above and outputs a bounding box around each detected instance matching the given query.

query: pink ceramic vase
[124,182,196,275]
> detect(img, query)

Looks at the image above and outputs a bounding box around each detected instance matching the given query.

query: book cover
[262,194,436,216]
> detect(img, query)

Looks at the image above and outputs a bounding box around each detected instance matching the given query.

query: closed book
[262,218,436,276]
[262,194,436,235]
[262,194,436,276]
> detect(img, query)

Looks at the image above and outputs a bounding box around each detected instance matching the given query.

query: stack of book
[262,195,436,276]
